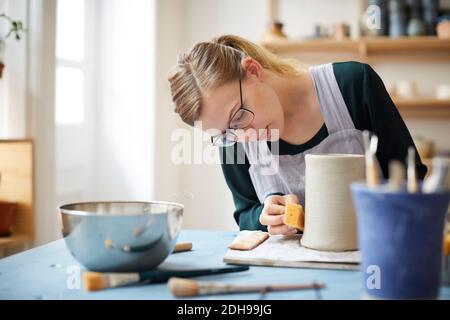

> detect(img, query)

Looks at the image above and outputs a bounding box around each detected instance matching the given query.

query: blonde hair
[168,34,306,126]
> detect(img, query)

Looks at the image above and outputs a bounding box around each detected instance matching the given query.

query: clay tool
[363,131,380,188]
[172,242,193,253]
[423,157,450,193]
[407,147,418,193]
[168,277,325,297]
[388,160,405,191]
[83,265,249,291]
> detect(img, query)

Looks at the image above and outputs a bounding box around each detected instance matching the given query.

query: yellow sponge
[284,203,304,231]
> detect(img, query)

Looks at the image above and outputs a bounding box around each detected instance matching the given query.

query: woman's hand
[259,194,300,235]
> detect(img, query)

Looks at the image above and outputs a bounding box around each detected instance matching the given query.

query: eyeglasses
[210,79,255,147]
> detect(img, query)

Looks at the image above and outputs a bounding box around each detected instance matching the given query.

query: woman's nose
[235,126,259,142]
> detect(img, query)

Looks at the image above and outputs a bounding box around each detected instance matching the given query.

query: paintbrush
[168,277,325,297]
[388,160,405,191]
[83,265,249,292]
[423,157,450,193]
[363,131,380,188]
[407,147,418,193]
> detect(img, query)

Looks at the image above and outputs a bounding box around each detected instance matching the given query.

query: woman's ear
[241,57,263,80]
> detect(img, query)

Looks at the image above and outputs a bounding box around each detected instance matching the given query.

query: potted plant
[0,13,25,78]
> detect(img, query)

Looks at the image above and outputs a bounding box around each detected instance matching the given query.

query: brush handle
[366,158,380,187]
[140,265,249,283]
[388,160,405,191]
[407,147,418,193]
[199,282,325,295]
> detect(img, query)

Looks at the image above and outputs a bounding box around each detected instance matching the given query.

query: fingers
[263,203,285,215]
[264,195,286,206]
[260,193,301,236]
[268,224,298,236]
[283,193,299,204]
[259,210,284,226]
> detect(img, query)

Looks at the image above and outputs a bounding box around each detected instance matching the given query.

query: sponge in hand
[284,203,305,231]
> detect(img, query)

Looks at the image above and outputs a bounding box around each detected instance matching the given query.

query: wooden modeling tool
[407,147,418,193]
[388,160,405,191]
[172,242,193,253]
[363,131,380,188]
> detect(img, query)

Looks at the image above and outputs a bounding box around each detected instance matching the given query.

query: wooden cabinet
[0,140,34,255]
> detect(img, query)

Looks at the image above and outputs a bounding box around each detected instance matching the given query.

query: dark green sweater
[220,61,427,231]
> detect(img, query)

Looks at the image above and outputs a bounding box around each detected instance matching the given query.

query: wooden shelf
[261,37,450,63]
[393,98,450,119]
[0,235,30,249]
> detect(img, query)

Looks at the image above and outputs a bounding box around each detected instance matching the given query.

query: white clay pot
[301,154,365,251]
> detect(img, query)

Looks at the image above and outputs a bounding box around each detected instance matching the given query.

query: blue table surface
[1,229,449,300]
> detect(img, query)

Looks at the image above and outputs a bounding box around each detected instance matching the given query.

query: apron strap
[309,63,355,134]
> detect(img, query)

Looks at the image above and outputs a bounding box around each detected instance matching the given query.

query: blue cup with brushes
[355,133,450,299]
[351,183,449,299]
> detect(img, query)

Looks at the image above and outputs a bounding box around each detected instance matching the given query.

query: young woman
[168,35,427,236]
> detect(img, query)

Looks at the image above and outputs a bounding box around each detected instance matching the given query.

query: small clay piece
[228,231,269,251]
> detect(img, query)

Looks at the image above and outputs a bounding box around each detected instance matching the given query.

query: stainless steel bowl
[59,201,183,272]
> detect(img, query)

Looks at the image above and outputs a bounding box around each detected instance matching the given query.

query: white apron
[242,63,365,206]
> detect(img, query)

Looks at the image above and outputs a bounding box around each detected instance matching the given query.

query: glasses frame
[210,79,255,147]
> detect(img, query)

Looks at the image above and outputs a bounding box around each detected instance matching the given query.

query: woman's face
[199,59,284,143]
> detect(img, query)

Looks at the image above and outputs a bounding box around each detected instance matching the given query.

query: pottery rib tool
[388,160,405,191]
[407,147,418,193]
[83,265,249,292]
[228,231,269,251]
[363,131,380,188]
[172,242,193,253]
[168,277,325,297]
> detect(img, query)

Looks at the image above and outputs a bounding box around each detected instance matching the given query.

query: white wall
[152,0,185,204]
[28,0,58,245]
[0,0,28,138]
[93,0,156,201]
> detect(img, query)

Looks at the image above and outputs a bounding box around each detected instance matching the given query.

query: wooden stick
[172,242,192,253]
[407,147,418,193]
[168,277,325,297]
[364,132,380,188]
[388,160,405,191]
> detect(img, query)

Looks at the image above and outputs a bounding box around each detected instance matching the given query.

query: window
[54,0,85,125]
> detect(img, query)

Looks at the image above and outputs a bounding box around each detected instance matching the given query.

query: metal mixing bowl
[59,201,183,272]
